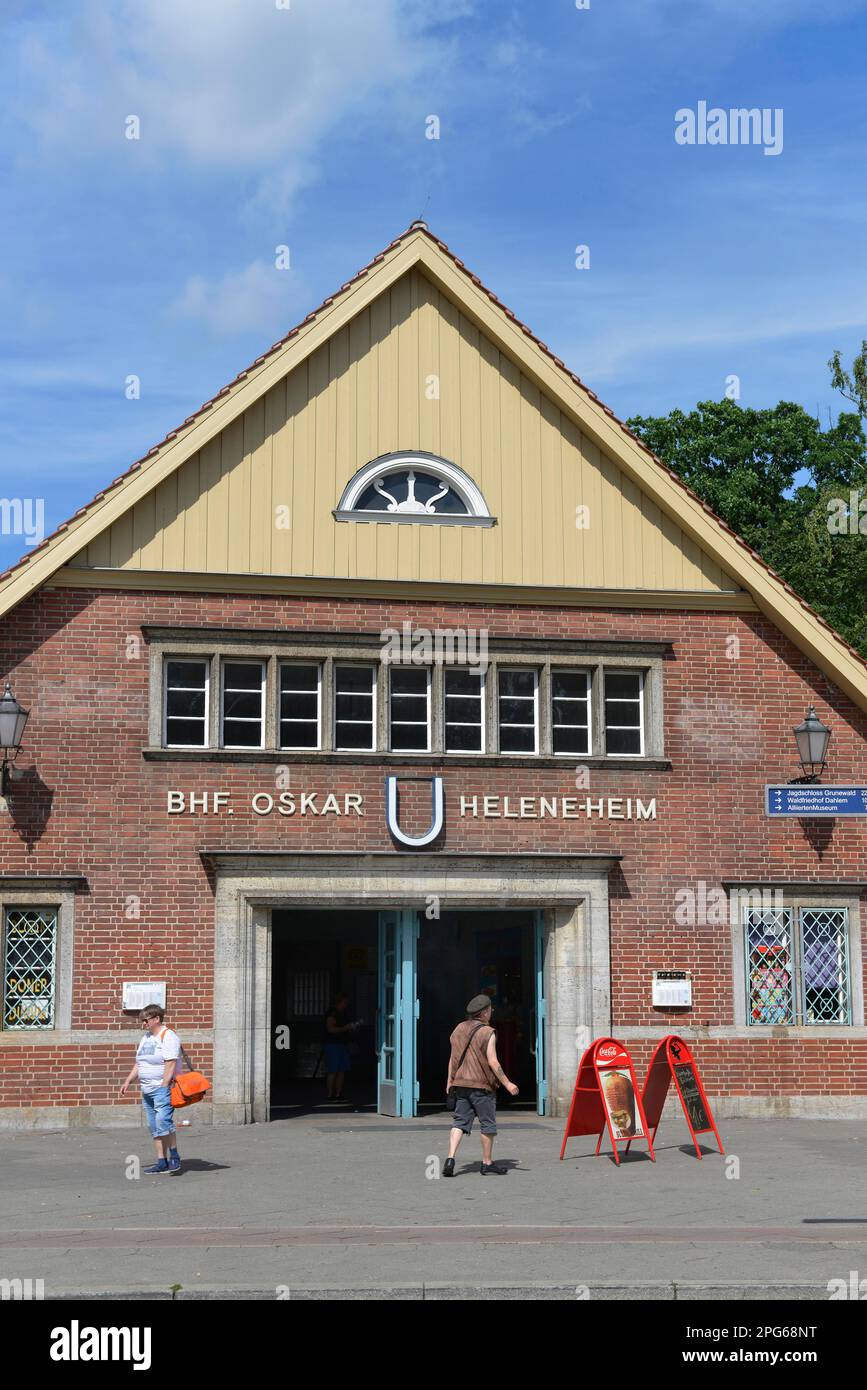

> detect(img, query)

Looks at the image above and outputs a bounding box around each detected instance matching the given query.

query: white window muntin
[497,667,539,755]
[156,648,657,761]
[221,660,266,749]
[604,668,645,758]
[336,453,492,522]
[163,657,210,748]
[444,669,486,754]
[388,666,432,752]
[334,663,377,751]
[551,668,592,757]
[279,662,322,750]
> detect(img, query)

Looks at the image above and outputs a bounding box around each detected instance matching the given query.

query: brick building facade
[1,225,865,1126]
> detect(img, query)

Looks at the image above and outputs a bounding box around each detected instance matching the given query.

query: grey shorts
[451,1088,497,1136]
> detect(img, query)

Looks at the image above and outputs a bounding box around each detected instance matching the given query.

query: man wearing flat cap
[443,993,518,1177]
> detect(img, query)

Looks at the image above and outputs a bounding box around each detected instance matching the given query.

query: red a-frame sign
[560,1037,655,1165]
[635,1034,724,1159]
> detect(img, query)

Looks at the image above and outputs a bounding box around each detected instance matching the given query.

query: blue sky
[1,0,866,570]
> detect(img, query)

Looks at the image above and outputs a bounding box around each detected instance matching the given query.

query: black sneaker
[480,1163,507,1176]
[443,1157,455,1177]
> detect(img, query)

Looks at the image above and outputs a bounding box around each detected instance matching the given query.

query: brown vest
[449,1020,498,1091]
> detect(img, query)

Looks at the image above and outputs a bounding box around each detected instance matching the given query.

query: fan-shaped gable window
[335,453,495,527]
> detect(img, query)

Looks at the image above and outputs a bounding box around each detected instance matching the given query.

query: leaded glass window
[2,908,57,1030]
[745,909,794,1024]
[745,905,851,1026]
[800,908,850,1024]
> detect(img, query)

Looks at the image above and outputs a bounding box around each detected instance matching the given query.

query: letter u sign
[385,775,444,847]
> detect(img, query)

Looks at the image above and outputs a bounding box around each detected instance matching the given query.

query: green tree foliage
[627,398,867,657]
[829,340,867,420]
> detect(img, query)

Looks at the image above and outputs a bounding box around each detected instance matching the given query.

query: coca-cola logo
[598,1045,620,1059]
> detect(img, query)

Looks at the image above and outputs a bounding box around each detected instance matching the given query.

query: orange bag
[160,1030,212,1108]
[170,1069,212,1108]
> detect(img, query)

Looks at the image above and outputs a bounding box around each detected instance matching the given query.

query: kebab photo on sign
[600,1067,644,1140]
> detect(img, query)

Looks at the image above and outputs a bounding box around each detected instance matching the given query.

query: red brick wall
[1,583,865,1110]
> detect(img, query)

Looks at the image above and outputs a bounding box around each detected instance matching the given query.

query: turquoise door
[533,910,548,1115]
[377,911,418,1116]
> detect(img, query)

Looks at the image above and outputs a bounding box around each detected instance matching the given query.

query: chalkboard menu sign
[674,1061,711,1133]
[637,1035,724,1159]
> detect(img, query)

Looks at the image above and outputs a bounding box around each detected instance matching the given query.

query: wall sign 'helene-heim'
[165,787,659,822]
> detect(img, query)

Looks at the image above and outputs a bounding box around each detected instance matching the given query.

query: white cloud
[170,258,309,337]
[11,0,443,217]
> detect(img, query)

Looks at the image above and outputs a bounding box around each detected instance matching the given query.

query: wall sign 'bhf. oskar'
[166,778,658,824]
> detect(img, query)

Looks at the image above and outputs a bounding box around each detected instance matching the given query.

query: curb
[40,1282,834,1301]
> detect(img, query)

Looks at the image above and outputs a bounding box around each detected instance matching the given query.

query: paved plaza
[0,1113,865,1299]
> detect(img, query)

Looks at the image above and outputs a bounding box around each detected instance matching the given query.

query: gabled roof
[2,223,866,713]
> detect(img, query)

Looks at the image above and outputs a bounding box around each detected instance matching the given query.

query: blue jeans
[142,1086,175,1139]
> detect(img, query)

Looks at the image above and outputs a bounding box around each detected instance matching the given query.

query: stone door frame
[206,851,619,1123]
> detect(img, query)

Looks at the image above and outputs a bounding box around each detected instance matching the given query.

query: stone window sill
[142,747,671,771]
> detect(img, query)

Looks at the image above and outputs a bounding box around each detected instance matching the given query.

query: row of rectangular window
[164,659,645,755]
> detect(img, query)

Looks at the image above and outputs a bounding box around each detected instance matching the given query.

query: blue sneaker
[144,1159,170,1175]
[168,1151,181,1173]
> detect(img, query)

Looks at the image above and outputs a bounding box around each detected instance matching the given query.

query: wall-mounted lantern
[790,705,831,784]
[0,682,29,798]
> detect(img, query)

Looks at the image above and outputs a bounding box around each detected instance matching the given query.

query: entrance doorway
[417,911,538,1111]
[269,907,546,1117]
[270,909,379,1115]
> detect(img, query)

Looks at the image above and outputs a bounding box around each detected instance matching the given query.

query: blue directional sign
[765,785,867,817]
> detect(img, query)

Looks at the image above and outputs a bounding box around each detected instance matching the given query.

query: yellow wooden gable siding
[73,268,736,592]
